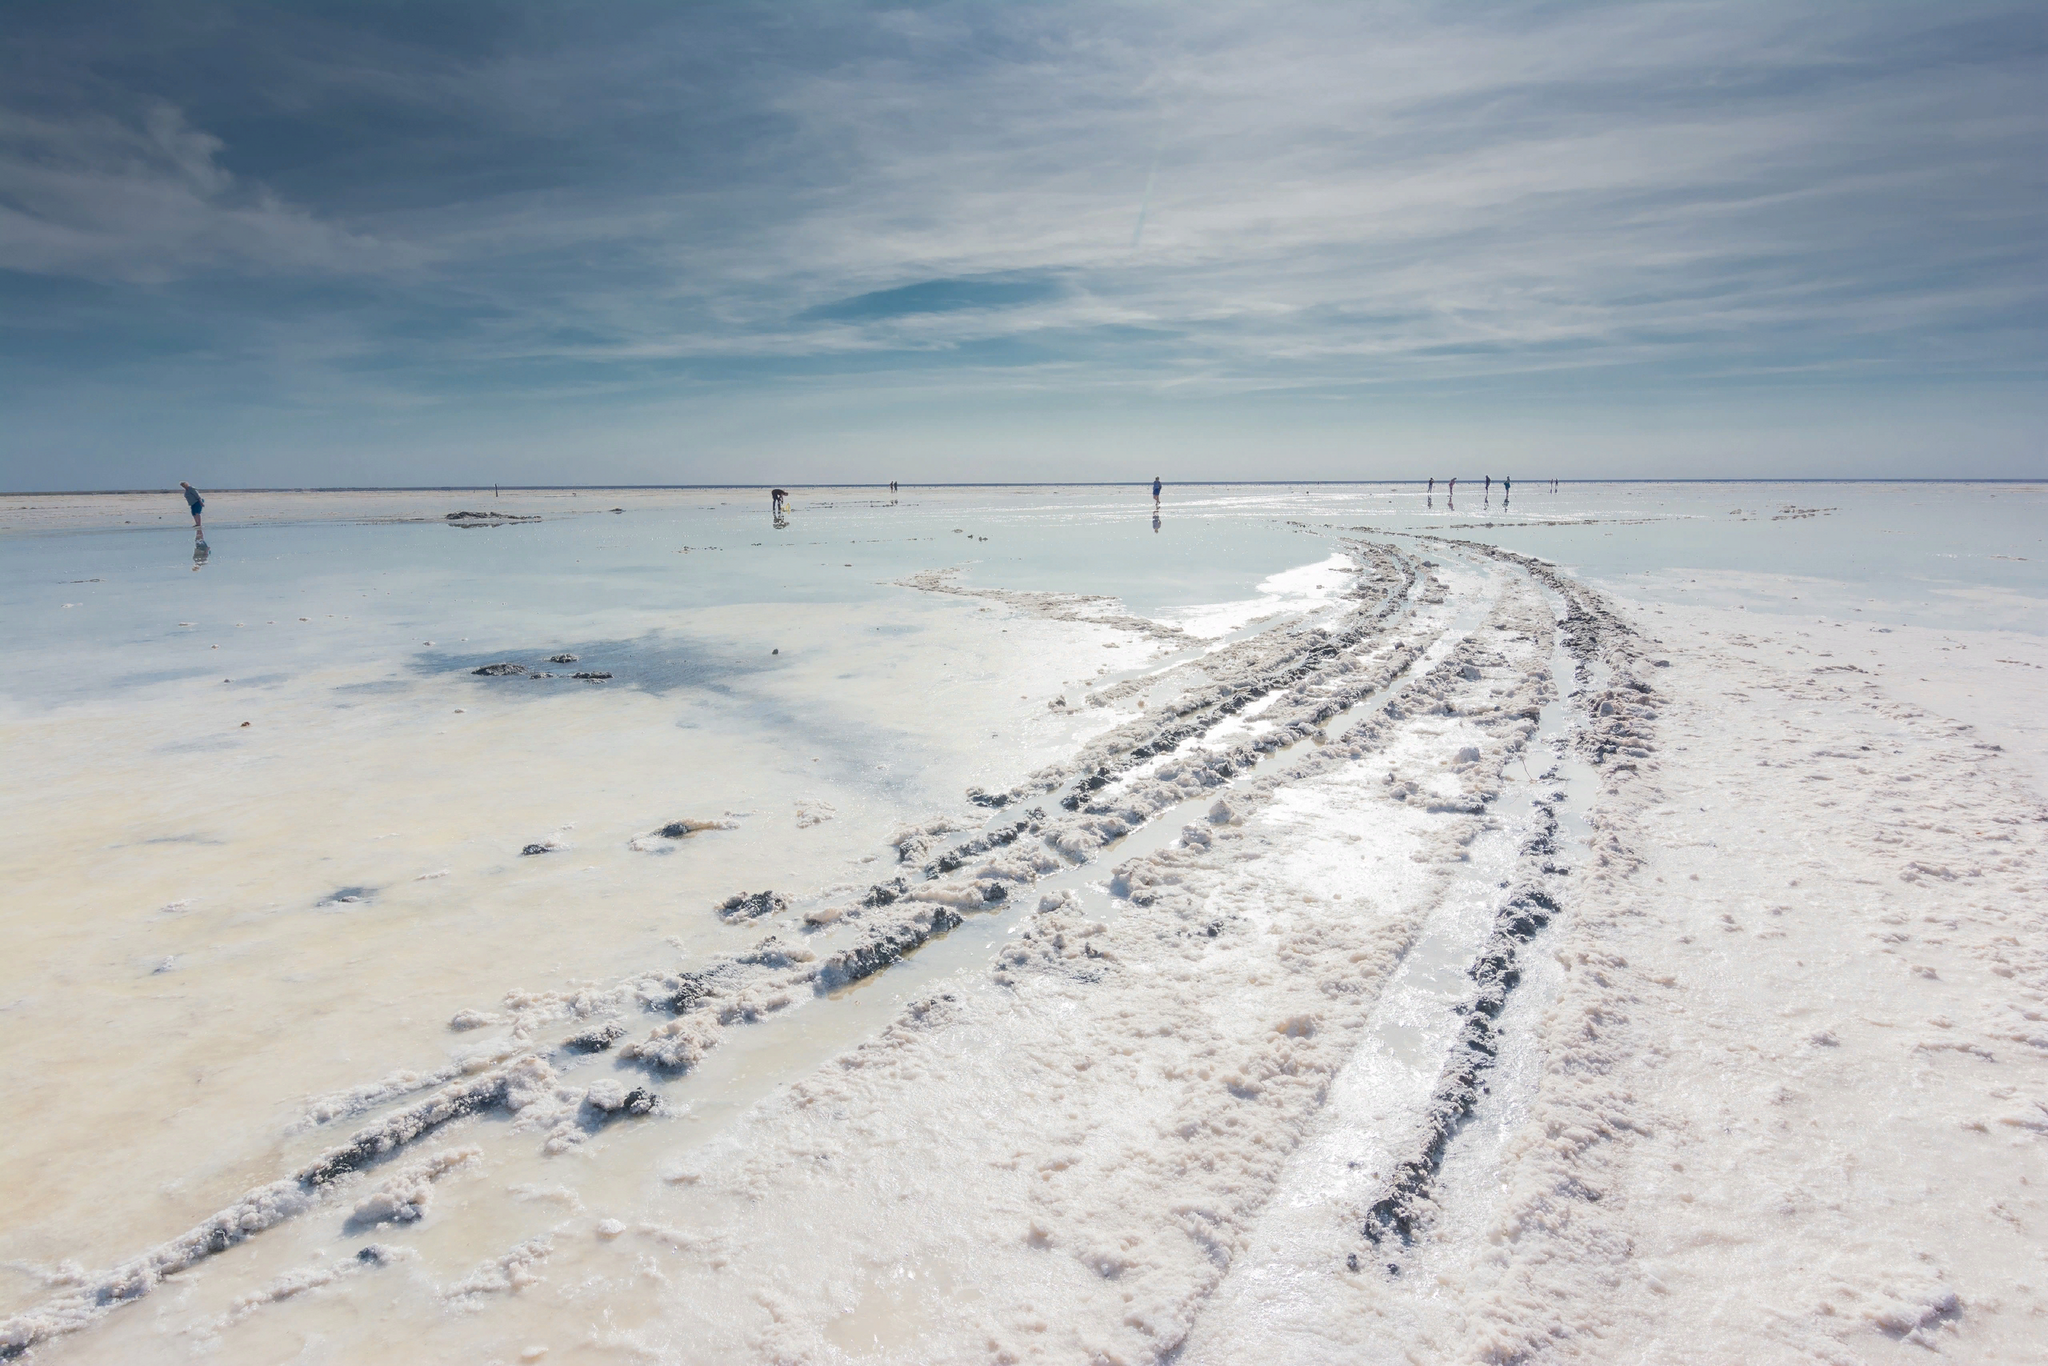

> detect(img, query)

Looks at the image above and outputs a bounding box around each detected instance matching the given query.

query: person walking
[1151,475,1162,508]
[1427,477,1434,493]
[179,482,204,533]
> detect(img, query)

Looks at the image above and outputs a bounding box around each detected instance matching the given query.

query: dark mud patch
[717,890,789,923]
[420,634,774,698]
[817,907,965,992]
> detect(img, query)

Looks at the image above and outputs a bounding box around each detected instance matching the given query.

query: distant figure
[1504,477,1511,497]
[1427,477,1434,493]
[180,482,204,533]
[1152,475,1162,508]
[1448,478,1456,497]
[770,488,789,515]
[889,480,897,492]
[1484,475,1491,493]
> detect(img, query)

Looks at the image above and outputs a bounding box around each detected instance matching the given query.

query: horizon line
[8,477,2045,496]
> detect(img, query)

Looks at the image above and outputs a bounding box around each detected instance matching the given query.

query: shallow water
[0,480,2039,1361]
[8,482,2039,706]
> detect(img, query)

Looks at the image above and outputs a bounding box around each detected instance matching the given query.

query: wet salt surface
[1,482,2042,1363]
[2,491,1312,705]
[4,483,2040,710]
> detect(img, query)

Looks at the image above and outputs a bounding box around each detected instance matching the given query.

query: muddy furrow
[1338,541,1658,1273]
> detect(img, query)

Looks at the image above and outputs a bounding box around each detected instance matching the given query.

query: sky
[1,0,2043,490]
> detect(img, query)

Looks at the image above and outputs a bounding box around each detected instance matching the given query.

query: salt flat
[0,482,2040,1364]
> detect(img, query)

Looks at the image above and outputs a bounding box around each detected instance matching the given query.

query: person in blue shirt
[179,482,204,533]
[1151,476,1162,508]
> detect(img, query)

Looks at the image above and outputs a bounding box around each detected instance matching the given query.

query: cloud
[705,2,2043,388]
[0,102,413,282]
[300,0,2025,401]
[0,0,2041,485]
[803,273,1067,322]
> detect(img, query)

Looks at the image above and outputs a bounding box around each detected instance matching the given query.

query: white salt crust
[7,533,2041,1363]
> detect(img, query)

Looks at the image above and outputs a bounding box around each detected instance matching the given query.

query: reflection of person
[192,537,210,569]
[1151,475,1162,508]
[180,482,204,533]
[1151,510,1161,534]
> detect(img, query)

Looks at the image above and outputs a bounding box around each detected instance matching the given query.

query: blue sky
[2,1,2042,489]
